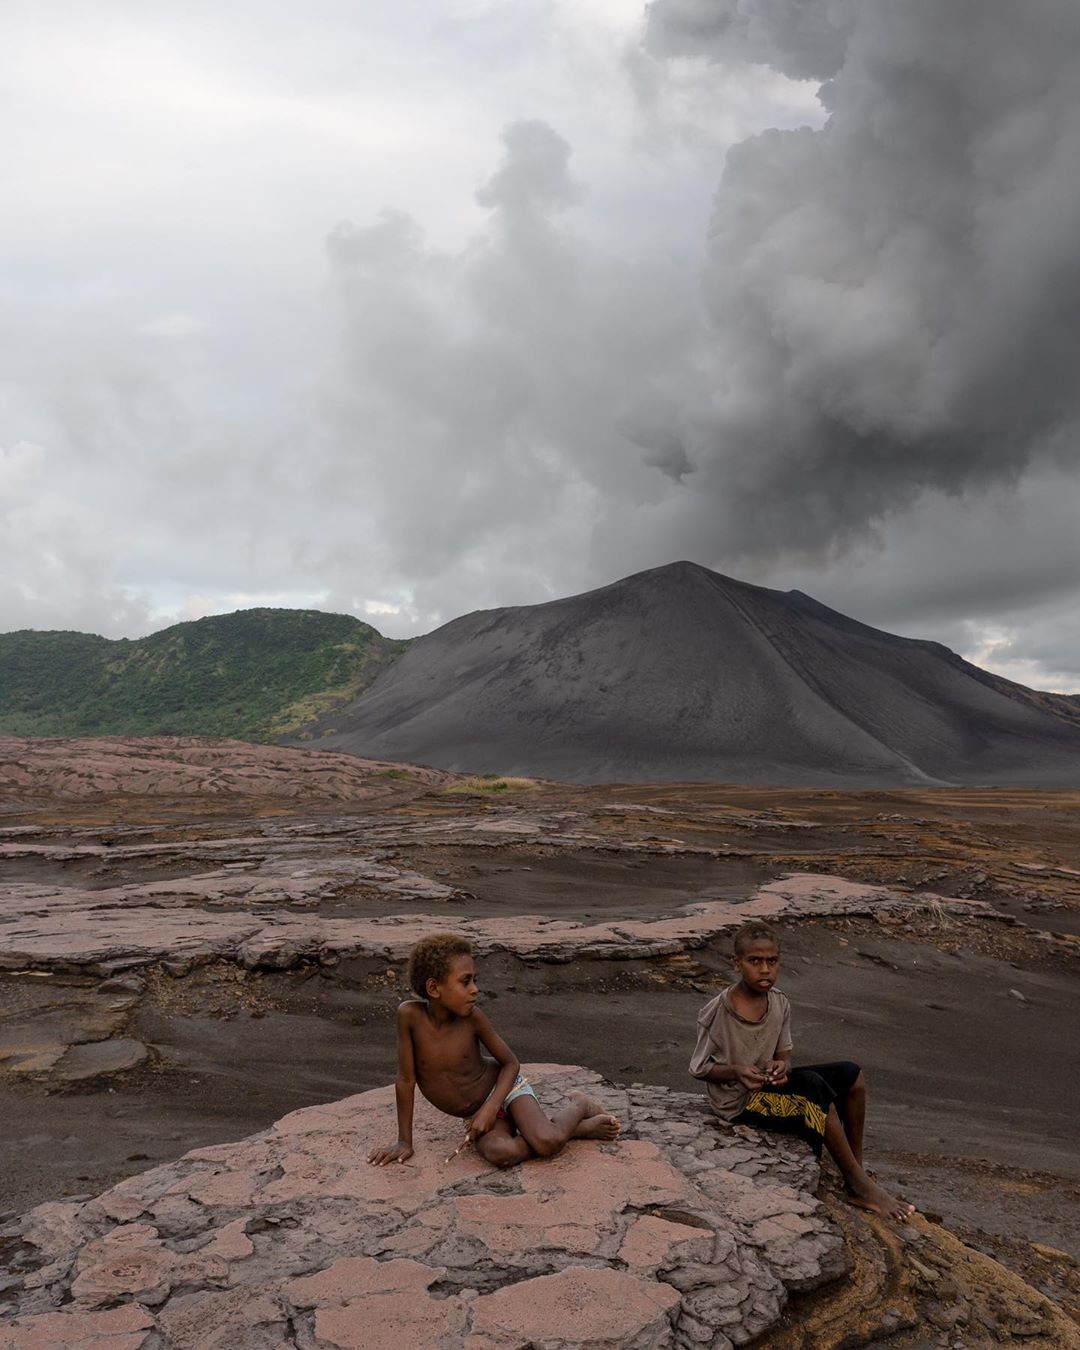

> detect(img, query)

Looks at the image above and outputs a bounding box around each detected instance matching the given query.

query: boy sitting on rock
[369,933,620,1167]
[690,921,914,1222]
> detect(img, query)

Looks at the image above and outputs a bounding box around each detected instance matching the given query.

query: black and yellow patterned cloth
[735,1061,860,1157]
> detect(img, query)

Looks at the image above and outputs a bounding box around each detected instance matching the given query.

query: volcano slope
[299,561,1080,786]
[2,736,1079,1337]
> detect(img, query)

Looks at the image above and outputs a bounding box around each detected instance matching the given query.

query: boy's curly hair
[733,921,780,955]
[407,933,474,997]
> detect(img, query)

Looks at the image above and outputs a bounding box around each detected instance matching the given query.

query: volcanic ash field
[1,737,1079,1346]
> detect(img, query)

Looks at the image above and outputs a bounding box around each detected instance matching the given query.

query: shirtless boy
[369,934,620,1167]
[690,921,915,1222]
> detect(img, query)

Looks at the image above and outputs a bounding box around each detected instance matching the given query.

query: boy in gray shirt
[690,921,914,1222]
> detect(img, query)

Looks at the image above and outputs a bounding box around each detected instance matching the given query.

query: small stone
[1031,1242,1075,1266]
[52,1039,148,1081]
[97,975,147,995]
[879,1307,912,1334]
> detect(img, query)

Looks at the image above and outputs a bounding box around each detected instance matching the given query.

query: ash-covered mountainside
[300,562,1080,785]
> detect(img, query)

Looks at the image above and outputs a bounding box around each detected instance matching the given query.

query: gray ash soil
[386,846,777,918]
[0,851,243,890]
[3,779,1080,1321]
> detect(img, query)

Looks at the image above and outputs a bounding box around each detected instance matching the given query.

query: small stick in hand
[444,1131,472,1165]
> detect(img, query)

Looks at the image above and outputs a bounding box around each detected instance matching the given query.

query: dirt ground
[2,780,1079,1321]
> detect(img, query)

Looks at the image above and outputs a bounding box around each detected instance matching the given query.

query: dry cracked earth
[1,737,1079,1347]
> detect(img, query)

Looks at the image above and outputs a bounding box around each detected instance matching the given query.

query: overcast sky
[3,0,1079,691]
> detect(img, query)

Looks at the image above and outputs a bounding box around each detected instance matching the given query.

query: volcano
[299,562,1080,785]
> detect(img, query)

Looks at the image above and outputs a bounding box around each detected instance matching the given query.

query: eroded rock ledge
[0,868,993,976]
[2,1067,1075,1349]
[0,869,1002,1088]
[0,737,455,803]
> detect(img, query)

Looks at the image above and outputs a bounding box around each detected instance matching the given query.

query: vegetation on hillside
[0,609,408,742]
[441,775,537,794]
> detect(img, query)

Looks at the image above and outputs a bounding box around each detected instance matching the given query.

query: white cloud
[0,441,46,494]
[141,312,210,339]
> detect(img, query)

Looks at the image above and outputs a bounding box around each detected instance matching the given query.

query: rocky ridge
[0,862,990,1083]
[0,737,452,803]
[0,780,1002,983]
[0,845,994,974]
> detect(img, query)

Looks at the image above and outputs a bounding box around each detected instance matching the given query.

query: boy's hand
[735,1065,767,1091]
[469,1104,500,1139]
[367,1140,414,1166]
[762,1060,789,1087]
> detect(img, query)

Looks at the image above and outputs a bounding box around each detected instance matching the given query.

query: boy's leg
[473,1114,535,1168]
[844,1073,866,1167]
[508,1089,619,1159]
[739,1068,914,1222]
[821,1104,915,1223]
[799,1062,865,1165]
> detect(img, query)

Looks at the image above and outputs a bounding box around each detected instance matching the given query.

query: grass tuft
[442,775,535,795]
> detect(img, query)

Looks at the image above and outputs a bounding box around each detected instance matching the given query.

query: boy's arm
[763,998,794,1084]
[368,1003,418,1165]
[699,1061,768,1090]
[469,1010,520,1137]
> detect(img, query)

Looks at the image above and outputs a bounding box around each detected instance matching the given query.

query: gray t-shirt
[689,985,793,1120]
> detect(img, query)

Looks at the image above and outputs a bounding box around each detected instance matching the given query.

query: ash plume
[319,0,1080,636]
[641,0,1080,562]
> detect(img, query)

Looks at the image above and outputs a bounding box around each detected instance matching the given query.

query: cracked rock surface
[3,741,1080,1340]
[1,1065,847,1348]
[5,1069,1076,1350]
[0,843,990,975]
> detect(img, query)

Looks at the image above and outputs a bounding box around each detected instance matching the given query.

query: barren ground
[2,754,1079,1326]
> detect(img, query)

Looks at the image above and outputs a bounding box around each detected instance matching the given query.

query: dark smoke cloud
[646,0,853,82]
[642,0,1080,564]
[310,6,1080,686]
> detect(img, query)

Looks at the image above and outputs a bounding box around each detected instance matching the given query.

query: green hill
[0,609,408,742]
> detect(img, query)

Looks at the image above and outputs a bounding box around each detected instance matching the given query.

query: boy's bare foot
[846,1178,916,1223]
[568,1091,621,1140]
[572,1112,622,1141]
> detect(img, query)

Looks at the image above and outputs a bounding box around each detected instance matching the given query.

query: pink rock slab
[468,1266,680,1348]
[0,871,991,973]
[1,1066,845,1348]
[0,1304,154,1350]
